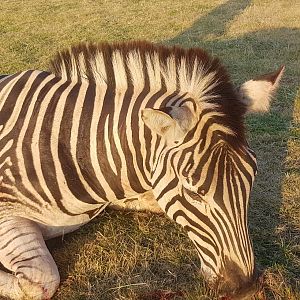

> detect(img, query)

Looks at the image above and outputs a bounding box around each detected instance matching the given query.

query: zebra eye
[183,186,204,202]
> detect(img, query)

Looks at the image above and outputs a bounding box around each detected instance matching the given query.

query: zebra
[0,41,284,300]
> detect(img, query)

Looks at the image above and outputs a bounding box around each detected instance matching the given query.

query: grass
[0,0,299,299]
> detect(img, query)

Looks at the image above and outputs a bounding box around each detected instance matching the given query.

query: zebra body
[0,41,284,299]
[0,68,184,227]
[1,70,112,226]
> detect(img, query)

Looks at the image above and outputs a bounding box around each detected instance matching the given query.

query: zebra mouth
[218,269,264,300]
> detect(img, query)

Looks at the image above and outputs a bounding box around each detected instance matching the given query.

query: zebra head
[142,65,284,299]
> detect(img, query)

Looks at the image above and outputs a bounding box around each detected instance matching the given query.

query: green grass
[1,0,300,299]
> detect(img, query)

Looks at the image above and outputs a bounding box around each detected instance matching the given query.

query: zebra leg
[109,190,163,213]
[0,217,60,300]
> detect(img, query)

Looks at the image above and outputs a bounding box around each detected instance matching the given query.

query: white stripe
[0,139,13,158]
[0,157,12,170]
[103,115,117,175]
[91,51,107,85]
[124,50,151,190]
[112,51,127,90]
[145,52,162,91]
[4,168,15,183]
[127,50,144,90]
[161,54,177,91]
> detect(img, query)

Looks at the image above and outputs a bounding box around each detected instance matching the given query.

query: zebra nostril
[218,273,261,300]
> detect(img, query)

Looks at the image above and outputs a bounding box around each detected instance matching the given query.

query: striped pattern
[0,71,108,226]
[158,124,257,278]
[0,41,258,299]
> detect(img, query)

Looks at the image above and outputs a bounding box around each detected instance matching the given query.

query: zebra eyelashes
[182,177,208,202]
[182,186,206,203]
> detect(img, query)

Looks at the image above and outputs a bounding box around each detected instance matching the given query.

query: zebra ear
[239,65,285,113]
[141,107,194,141]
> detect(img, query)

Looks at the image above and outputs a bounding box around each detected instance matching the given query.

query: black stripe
[194,245,216,274]
[11,255,43,267]
[213,147,229,211]
[0,74,8,80]
[195,141,221,192]
[0,73,21,94]
[9,246,42,265]
[96,52,125,199]
[230,166,248,257]
[16,265,44,274]
[56,83,98,204]
[144,87,167,172]
[0,232,36,250]
[214,209,247,267]
[225,155,237,226]
[119,86,147,193]
[185,225,220,257]
[6,239,37,257]
[76,82,108,200]
[0,71,34,124]
[155,177,178,200]
[6,75,62,208]
[172,206,222,250]
[194,240,218,267]
[165,195,179,213]
[230,150,254,187]
[23,75,68,205]
[127,52,152,186]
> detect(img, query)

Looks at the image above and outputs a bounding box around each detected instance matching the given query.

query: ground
[0,0,299,299]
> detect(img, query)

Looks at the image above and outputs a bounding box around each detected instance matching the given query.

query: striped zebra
[0,41,284,300]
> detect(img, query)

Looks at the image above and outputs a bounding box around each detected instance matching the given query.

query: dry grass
[0,0,299,299]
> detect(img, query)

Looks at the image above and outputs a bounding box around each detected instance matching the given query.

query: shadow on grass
[47,0,299,299]
[47,211,204,300]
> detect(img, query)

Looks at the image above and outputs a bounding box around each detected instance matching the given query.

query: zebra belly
[37,222,87,240]
[0,185,108,228]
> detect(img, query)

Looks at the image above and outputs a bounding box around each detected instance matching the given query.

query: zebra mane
[50,41,227,102]
[49,41,246,140]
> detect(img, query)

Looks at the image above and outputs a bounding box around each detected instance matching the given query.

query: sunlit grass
[0,0,299,299]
